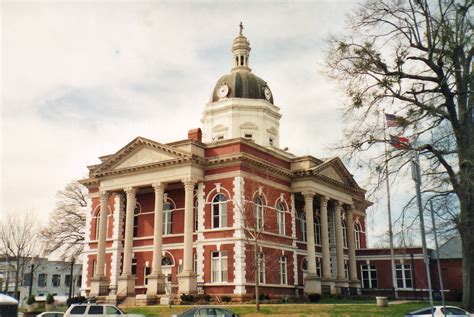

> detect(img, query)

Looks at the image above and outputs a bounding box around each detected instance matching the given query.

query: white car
[404,306,473,317]
[64,304,145,317]
[36,312,64,317]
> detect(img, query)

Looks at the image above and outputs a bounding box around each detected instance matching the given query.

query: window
[301,258,308,271]
[257,253,265,284]
[23,273,31,286]
[255,197,264,230]
[211,251,228,283]
[162,256,173,266]
[194,200,199,231]
[212,194,228,228]
[276,202,285,235]
[193,253,198,274]
[133,206,139,237]
[300,212,307,242]
[52,274,60,287]
[216,135,224,140]
[144,266,151,285]
[269,138,274,145]
[95,213,100,240]
[131,258,137,275]
[65,274,71,287]
[344,260,349,280]
[88,305,103,315]
[314,216,321,245]
[38,273,47,287]
[396,264,413,288]
[105,306,122,315]
[361,264,377,288]
[354,222,362,249]
[92,260,97,276]
[316,257,322,278]
[69,306,87,314]
[342,220,348,248]
[76,275,82,287]
[279,256,287,285]
[163,202,173,235]
[244,133,253,139]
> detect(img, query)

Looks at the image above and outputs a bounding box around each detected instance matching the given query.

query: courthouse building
[80,28,372,304]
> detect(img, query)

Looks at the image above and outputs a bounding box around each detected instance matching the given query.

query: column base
[177,271,198,295]
[90,276,108,297]
[335,279,349,294]
[117,275,136,298]
[304,274,321,295]
[135,294,158,306]
[104,294,118,305]
[321,278,336,295]
[146,273,166,296]
[349,279,360,288]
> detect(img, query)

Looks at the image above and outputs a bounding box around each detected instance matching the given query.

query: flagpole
[383,113,398,300]
[411,148,434,316]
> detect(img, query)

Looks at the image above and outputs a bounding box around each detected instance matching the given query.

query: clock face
[217,84,229,99]
[264,87,272,100]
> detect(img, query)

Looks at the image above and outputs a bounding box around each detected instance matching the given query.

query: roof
[433,235,462,259]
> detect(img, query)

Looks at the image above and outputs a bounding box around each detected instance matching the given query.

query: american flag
[385,113,406,127]
[389,135,411,149]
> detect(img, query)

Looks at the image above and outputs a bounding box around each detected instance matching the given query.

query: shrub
[180,293,194,302]
[26,294,36,305]
[221,296,231,302]
[307,293,321,303]
[46,294,54,304]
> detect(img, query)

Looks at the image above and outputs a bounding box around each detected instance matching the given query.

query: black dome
[211,70,274,104]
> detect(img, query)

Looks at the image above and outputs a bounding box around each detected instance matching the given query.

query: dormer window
[269,138,274,145]
[217,135,224,140]
[244,133,253,140]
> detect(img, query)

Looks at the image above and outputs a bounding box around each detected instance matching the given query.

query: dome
[210,23,274,104]
[211,71,274,104]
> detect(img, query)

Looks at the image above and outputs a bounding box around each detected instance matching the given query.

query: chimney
[188,128,202,142]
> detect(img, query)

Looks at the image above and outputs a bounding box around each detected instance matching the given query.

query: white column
[334,201,345,281]
[96,191,109,278]
[320,196,331,280]
[346,206,358,282]
[151,183,164,275]
[303,191,320,294]
[178,179,198,294]
[122,187,137,276]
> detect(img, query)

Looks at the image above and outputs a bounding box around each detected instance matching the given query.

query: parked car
[64,304,145,317]
[404,306,473,317]
[36,312,64,317]
[172,306,239,317]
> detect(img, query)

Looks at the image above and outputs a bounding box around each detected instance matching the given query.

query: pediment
[93,136,191,175]
[313,158,361,189]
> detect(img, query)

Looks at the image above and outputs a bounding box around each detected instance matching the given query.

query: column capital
[99,190,109,201]
[334,200,343,209]
[182,178,197,190]
[124,187,137,197]
[302,191,315,200]
[152,182,165,193]
[319,195,329,204]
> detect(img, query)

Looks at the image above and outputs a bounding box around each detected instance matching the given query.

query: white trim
[196,182,205,283]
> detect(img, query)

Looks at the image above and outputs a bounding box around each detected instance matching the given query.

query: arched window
[163,202,173,235]
[161,256,173,266]
[212,194,227,228]
[276,202,285,235]
[255,197,264,230]
[300,212,307,242]
[94,208,110,240]
[194,199,199,232]
[301,257,308,271]
[354,222,362,249]
[133,206,139,237]
[342,220,348,248]
[314,216,321,245]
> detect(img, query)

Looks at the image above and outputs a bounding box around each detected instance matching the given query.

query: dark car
[172,307,239,317]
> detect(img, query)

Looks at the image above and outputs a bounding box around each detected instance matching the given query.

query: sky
[1,0,416,246]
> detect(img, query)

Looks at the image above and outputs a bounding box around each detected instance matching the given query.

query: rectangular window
[279,256,287,285]
[163,210,172,235]
[396,264,413,288]
[211,251,228,283]
[361,264,377,288]
[278,210,285,235]
[144,266,151,285]
[76,275,82,287]
[258,253,265,284]
[52,274,60,287]
[344,260,349,280]
[88,305,103,315]
[131,258,137,275]
[65,274,71,287]
[23,273,31,286]
[38,273,47,287]
[244,133,253,139]
[193,253,197,274]
[316,257,322,278]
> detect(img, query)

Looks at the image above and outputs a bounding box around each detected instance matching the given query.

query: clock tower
[201,25,282,148]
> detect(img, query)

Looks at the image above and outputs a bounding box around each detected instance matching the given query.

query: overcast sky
[1,0,416,246]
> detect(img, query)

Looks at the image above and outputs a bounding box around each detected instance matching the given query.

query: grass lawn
[125,301,441,317]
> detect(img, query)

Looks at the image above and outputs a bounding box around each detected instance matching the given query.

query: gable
[319,166,345,183]
[114,146,176,170]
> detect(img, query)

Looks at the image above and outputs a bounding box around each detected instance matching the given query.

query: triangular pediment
[313,158,361,189]
[93,137,191,175]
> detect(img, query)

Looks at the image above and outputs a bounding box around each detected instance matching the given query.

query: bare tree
[40,181,88,261]
[0,212,39,299]
[325,0,472,310]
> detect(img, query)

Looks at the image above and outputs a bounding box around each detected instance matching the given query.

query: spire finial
[239,22,244,36]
